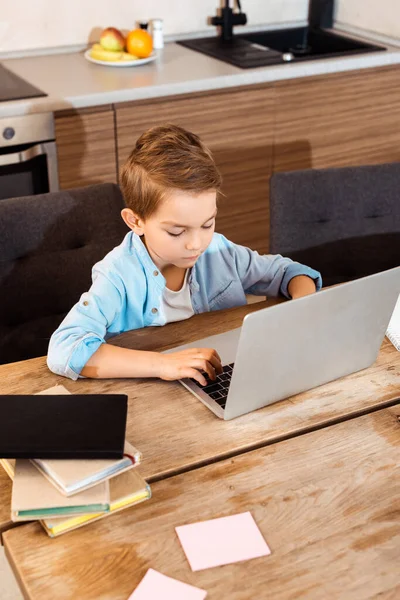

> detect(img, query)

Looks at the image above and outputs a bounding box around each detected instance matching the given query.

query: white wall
[0,0,308,54]
[2,0,398,56]
[336,0,400,40]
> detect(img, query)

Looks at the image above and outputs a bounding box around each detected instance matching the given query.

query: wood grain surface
[4,405,400,600]
[273,65,400,172]
[54,65,400,254]
[55,106,118,189]
[116,86,274,253]
[0,299,398,495]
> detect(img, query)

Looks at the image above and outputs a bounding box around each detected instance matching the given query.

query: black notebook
[0,394,127,459]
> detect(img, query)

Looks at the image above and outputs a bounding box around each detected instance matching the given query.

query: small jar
[151,18,164,49]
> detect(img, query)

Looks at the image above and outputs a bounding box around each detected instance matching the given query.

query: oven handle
[0,143,48,167]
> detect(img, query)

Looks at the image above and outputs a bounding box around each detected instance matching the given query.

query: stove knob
[3,127,15,140]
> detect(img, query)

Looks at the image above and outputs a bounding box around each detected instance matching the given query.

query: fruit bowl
[84,48,157,67]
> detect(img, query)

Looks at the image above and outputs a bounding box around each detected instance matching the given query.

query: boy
[47,125,322,384]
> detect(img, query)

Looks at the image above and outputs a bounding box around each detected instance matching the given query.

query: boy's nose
[186,234,201,251]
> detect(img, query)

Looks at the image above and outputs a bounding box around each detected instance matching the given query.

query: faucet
[309,0,334,29]
[210,0,247,42]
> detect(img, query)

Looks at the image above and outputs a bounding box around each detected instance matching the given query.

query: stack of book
[0,385,151,537]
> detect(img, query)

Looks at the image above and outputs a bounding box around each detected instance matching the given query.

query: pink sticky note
[176,511,271,571]
[127,568,207,600]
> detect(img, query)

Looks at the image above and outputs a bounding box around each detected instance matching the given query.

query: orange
[126,29,153,58]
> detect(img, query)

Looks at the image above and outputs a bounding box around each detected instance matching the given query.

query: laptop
[165,266,400,420]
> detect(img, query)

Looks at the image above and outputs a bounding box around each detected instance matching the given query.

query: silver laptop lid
[224,266,400,419]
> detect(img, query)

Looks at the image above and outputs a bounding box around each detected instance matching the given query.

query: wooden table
[1,300,399,539]
[4,404,399,600]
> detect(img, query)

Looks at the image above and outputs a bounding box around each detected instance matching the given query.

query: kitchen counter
[1,35,400,118]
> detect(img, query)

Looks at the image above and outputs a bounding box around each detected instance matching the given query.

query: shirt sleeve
[219,235,322,298]
[47,268,124,380]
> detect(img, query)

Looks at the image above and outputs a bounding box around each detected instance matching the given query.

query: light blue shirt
[47,232,322,380]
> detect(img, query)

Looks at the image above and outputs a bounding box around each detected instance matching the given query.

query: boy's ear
[121,209,145,235]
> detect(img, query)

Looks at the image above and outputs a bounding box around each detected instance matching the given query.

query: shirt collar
[129,233,166,289]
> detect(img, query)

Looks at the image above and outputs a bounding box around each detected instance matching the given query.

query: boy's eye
[167,231,184,237]
[167,221,214,236]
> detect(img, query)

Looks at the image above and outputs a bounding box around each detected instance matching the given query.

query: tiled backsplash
[0,0,398,55]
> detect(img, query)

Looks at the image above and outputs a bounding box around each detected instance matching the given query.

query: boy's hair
[120,124,222,219]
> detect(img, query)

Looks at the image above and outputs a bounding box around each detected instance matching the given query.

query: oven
[0,112,59,201]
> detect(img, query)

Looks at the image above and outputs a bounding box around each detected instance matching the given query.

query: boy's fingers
[208,353,223,374]
[185,368,207,386]
[201,350,223,374]
[212,348,222,364]
[192,358,216,381]
[195,348,222,366]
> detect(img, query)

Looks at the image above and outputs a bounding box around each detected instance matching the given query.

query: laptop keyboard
[190,363,234,410]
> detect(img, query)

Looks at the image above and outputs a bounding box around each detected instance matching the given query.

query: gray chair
[269,163,400,287]
[0,183,128,365]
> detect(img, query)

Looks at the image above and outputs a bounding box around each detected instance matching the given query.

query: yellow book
[1,459,150,537]
[41,468,151,537]
[0,457,14,479]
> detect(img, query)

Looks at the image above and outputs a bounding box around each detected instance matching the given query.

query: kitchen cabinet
[116,87,275,254]
[273,65,400,172]
[55,105,117,190]
[54,64,400,252]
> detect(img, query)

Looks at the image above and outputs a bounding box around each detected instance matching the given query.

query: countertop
[1,34,400,119]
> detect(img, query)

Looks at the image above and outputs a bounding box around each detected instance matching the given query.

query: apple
[100,27,125,52]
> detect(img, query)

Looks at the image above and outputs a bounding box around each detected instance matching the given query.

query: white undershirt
[161,269,195,323]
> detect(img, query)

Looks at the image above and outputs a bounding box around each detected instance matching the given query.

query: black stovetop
[0,64,46,102]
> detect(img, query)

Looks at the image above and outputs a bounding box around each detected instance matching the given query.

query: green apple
[100,27,126,52]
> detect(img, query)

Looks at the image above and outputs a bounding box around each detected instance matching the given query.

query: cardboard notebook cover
[11,459,110,521]
[0,459,150,537]
[42,469,151,537]
[0,391,127,458]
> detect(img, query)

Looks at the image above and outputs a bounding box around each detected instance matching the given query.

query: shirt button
[83,300,89,306]
[153,270,159,276]
[151,307,158,314]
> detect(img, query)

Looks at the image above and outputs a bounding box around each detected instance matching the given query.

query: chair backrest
[269,163,400,286]
[0,184,128,365]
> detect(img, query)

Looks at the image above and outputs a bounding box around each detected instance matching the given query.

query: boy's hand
[158,348,223,386]
[288,275,317,300]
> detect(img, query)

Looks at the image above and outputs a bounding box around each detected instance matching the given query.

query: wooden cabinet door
[116,86,274,253]
[55,106,117,190]
[273,65,400,173]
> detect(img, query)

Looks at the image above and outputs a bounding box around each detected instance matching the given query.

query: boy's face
[123,189,217,269]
